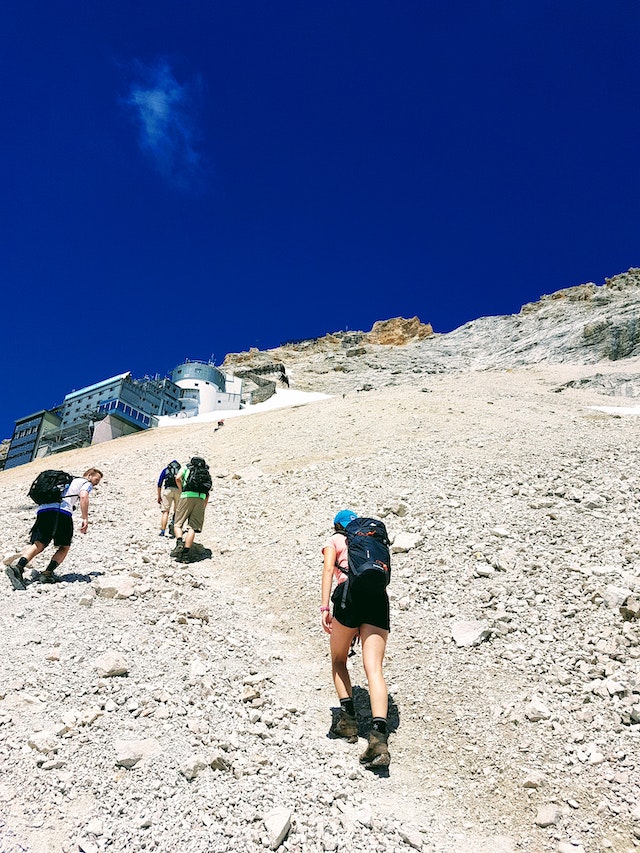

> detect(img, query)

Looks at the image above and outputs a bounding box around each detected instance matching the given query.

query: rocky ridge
[223,269,640,398]
[1,275,640,852]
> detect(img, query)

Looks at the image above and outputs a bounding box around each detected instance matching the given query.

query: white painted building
[170,360,242,417]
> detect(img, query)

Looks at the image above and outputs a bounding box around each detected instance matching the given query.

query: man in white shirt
[5,467,103,590]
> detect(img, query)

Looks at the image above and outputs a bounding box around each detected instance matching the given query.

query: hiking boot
[359,730,390,768]
[38,570,60,584]
[331,710,358,743]
[5,564,26,591]
[176,551,198,564]
[170,544,184,558]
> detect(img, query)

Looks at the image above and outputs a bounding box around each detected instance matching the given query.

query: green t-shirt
[179,465,207,500]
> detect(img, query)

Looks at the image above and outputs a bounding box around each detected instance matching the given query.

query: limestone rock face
[365,316,433,345]
[223,269,640,401]
[442,267,640,369]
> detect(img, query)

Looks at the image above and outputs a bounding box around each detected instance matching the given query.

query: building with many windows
[3,409,63,470]
[3,360,244,469]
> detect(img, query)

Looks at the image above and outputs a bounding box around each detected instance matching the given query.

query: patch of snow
[156,388,330,428]
[589,405,640,415]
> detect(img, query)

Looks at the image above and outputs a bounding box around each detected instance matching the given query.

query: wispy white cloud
[125,59,206,191]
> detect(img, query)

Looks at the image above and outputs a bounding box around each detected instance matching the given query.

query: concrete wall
[92,415,144,445]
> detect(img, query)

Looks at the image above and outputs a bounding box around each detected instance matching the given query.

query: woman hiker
[320,509,391,769]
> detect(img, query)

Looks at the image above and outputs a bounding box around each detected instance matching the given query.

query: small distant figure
[320,510,392,769]
[281,372,290,387]
[214,420,224,431]
[172,457,212,563]
[157,460,181,537]
[5,468,103,590]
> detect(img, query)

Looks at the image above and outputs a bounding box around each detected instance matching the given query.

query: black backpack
[184,458,212,494]
[28,470,74,505]
[164,460,181,488]
[338,517,391,608]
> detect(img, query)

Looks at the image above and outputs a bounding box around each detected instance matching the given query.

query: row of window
[13,425,38,440]
[100,400,152,428]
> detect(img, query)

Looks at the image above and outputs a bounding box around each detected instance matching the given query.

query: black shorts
[331,582,390,632]
[30,510,74,548]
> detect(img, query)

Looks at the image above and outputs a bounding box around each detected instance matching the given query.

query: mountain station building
[3,360,244,470]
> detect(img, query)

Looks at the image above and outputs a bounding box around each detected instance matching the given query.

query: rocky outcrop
[365,316,433,345]
[222,317,433,374]
[444,268,640,368]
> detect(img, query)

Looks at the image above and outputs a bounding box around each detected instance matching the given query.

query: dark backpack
[338,517,391,608]
[28,470,74,505]
[184,458,212,494]
[164,460,181,488]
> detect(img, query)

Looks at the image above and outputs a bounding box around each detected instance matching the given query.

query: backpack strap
[63,477,91,502]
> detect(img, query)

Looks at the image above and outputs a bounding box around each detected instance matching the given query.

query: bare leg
[360,624,389,719]
[160,510,169,531]
[51,545,70,566]
[184,528,196,550]
[330,619,359,700]
[21,542,45,563]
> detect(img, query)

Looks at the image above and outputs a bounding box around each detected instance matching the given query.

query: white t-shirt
[37,478,92,516]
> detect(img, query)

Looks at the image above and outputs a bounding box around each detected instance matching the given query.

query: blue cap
[334,509,357,529]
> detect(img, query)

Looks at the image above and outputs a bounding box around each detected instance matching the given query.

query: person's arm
[157,469,165,503]
[321,545,336,634]
[79,489,90,533]
[176,469,184,492]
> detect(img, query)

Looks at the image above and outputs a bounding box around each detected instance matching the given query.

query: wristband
[320,606,330,613]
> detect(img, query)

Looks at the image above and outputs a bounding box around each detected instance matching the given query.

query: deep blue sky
[2,1,639,440]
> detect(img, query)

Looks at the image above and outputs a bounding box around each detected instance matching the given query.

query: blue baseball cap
[334,509,357,528]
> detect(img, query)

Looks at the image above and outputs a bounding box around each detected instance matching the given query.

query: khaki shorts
[160,487,180,513]
[174,496,206,533]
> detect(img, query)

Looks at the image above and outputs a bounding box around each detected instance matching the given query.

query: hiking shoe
[5,564,26,591]
[176,551,198,564]
[170,545,184,558]
[38,571,60,584]
[331,710,358,743]
[359,731,390,768]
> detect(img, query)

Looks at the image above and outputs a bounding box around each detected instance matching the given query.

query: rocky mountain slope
[1,271,640,853]
[224,268,640,397]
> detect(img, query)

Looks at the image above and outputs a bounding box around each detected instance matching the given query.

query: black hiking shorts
[331,582,390,632]
[30,510,73,548]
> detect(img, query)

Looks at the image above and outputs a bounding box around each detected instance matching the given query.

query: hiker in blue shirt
[157,460,181,537]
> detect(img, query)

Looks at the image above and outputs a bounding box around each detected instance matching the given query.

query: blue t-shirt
[158,463,180,489]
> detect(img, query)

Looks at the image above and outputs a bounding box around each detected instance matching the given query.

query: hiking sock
[16,557,29,570]
[159,530,165,536]
[371,717,388,736]
[45,560,59,573]
[340,697,356,718]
